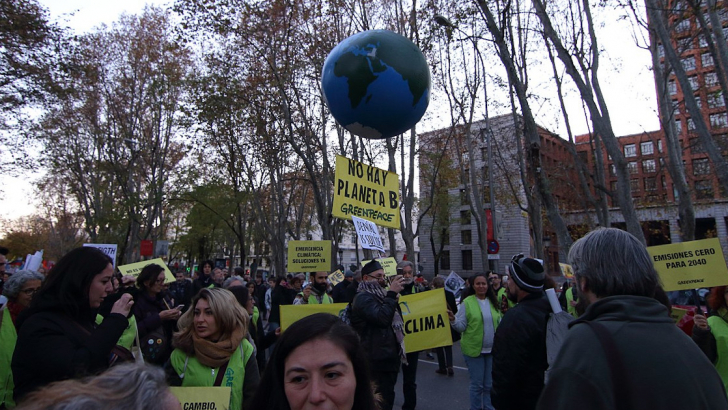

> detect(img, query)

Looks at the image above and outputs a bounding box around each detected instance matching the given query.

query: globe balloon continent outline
[321,30,431,139]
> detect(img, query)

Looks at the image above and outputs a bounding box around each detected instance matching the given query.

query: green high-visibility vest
[459,295,502,358]
[170,339,254,410]
[0,308,17,408]
[708,314,728,396]
[565,287,578,318]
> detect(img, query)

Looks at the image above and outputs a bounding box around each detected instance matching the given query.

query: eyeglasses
[367,274,384,280]
[21,287,40,296]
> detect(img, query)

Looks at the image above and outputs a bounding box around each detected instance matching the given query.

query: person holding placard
[349,260,406,410]
[167,288,259,410]
[693,286,728,394]
[449,273,502,410]
[134,264,180,365]
[249,313,378,410]
[12,247,134,402]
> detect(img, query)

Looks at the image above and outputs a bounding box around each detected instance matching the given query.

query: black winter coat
[12,310,128,401]
[349,290,402,373]
[492,292,551,410]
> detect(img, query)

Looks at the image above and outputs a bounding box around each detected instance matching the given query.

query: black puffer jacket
[492,291,550,410]
[349,290,402,372]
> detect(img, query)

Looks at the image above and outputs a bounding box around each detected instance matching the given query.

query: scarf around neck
[357,280,407,364]
[191,326,245,368]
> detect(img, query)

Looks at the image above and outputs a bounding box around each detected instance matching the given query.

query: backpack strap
[584,321,631,407]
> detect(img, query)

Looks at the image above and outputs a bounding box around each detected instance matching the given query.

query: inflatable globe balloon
[321,30,431,140]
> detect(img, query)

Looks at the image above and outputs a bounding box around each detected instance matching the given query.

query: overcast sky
[0,0,660,223]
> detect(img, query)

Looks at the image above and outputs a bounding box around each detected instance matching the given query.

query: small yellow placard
[362,257,398,277]
[287,240,332,273]
[332,155,401,229]
[329,269,345,286]
[670,307,689,325]
[280,304,348,331]
[117,258,175,284]
[647,238,728,291]
[559,263,574,279]
[169,387,231,410]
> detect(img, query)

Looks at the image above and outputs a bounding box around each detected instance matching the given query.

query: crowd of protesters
[2,227,728,410]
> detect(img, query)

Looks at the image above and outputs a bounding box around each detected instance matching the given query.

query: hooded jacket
[537,296,728,410]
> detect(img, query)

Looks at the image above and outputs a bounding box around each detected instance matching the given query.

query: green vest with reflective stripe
[170,339,254,410]
[0,308,16,408]
[460,295,502,358]
[708,315,728,395]
[252,306,259,327]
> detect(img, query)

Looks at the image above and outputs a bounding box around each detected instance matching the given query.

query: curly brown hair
[708,286,728,312]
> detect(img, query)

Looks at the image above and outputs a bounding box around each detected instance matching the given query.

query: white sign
[23,250,43,272]
[83,243,118,267]
[444,271,465,295]
[352,216,385,252]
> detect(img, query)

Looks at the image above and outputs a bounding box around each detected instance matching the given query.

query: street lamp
[434,14,498,270]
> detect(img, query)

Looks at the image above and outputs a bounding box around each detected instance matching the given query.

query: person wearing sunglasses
[491,254,550,410]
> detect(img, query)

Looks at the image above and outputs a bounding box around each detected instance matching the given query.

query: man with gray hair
[536,228,728,410]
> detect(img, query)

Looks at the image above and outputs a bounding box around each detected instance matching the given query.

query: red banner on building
[486,209,494,241]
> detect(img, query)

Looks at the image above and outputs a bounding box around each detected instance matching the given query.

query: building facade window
[609,164,616,176]
[658,139,664,152]
[681,56,696,72]
[460,210,471,225]
[624,144,637,157]
[642,159,656,173]
[710,112,728,128]
[706,72,719,87]
[675,19,690,32]
[641,141,654,155]
[693,158,711,175]
[688,76,699,89]
[691,138,706,153]
[696,180,714,199]
[668,81,677,95]
[702,53,715,68]
[440,251,450,270]
[461,229,472,245]
[688,118,696,130]
[708,91,725,108]
[630,179,640,192]
[462,250,473,270]
[675,119,682,133]
[628,161,639,174]
[645,177,657,191]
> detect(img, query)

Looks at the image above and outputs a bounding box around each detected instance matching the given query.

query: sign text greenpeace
[286,240,331,273]
[647,238,728,291]
[332,155,401,229]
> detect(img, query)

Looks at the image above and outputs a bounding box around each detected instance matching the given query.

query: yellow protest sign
[280,303,348,331]
[332,155,401,229]
[400,289,452,353]
[287,240,332,273]
[362,257,398,277]
[329,269,345,286]
[647,238,728,291]
[670,307,688,325]
[559,263,574,279]
[117,258,175,284]
[169,387,231,410]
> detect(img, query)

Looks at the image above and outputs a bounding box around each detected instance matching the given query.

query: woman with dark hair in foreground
[250,313,378,410]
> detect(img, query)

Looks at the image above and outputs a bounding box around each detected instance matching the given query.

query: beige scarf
[191,327,245,368]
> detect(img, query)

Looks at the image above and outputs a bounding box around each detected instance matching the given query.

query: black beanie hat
[508,255,545,293]
[362,260,383,276]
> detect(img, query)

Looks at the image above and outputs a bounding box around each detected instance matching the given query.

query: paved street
[392,341,470,410]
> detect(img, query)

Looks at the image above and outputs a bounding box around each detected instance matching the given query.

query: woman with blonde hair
[166,288,259,410]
